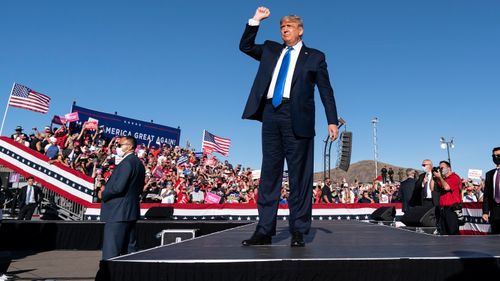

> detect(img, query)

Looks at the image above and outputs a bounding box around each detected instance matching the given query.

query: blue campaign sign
[70,104,181,146]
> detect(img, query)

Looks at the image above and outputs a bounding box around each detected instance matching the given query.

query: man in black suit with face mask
[482,147,500,234]
[100,136,145,260]
[413,159,440,208]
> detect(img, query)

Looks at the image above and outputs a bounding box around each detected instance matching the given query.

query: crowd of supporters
[9,125,486,205]
[10,124,258,204]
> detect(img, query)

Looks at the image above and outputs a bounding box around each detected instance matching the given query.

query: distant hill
[313,160,421,184]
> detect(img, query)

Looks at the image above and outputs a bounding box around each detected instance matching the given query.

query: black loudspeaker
[401,206,436,227]
[371,206,396,221]
[40,209,62,220]
[338,132,352,172]
[40,204,62,220]
[144,206,174,220]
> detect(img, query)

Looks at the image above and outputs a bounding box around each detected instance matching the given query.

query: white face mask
[116,147,125,157]
[441,168,450,176]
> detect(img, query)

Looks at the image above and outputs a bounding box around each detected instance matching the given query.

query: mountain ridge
[314,160,420,184]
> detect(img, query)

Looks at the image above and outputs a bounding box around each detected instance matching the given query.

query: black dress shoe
[291,232,305,247]
[242,233,272,246]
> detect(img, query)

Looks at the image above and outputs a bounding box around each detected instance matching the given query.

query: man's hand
[328,124,339,141]
[98,186,105,200]
[482,213,489,222]
[253,6,270,22]
[423,176,429,184]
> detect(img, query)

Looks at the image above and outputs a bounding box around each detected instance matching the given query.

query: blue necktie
[272,46,293,108]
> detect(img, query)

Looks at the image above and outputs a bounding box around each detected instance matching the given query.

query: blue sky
[1,0,499,179]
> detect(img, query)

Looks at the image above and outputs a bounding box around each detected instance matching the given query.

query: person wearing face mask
[113,137,125,165]
[190,182,205,204]
[482,147,500,234]
[433,160,462,235]
[413,159,440,208]
[100,136,145,260]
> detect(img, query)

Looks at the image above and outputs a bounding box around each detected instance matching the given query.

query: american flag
[202,130,231,156]
[9,83,50,114]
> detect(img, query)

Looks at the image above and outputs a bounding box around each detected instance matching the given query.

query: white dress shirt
[26,185,36,204]
[423,173,432,199]
[248,19,303,99]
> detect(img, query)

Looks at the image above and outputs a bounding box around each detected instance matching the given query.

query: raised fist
[253,6,270,21]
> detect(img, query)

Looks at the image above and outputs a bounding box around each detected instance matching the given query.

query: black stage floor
[97,220,500,281]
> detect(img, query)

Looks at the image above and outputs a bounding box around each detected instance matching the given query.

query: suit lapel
[291,44,310,88]
[270,45,282,68]
[265,45,283,85]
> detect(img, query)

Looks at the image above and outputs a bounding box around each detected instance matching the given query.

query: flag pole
[0,82,16,136]
[68,101,75,127]
[201,129,205,154]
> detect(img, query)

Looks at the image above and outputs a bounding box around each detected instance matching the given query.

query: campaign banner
[204,192,221,204]
[84,121,98,130]
[88,117,99,124]
[177,155,188,165]
[64,112,79,122]
[468,169,483,180]
[70,105,181,146]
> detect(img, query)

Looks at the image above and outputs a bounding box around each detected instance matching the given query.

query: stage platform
[0,220,248,251]
[97,220,500,281]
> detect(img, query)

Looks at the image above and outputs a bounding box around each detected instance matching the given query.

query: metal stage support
[323,118,345,181]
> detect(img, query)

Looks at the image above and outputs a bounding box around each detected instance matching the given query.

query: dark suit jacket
[18,184,42,209]
[482,168,500,220]
[101,153,146,222]
[399,177,416,212]
[412,173,440,207]
[239,24,338,138]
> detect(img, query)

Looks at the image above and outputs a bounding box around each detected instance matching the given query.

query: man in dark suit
[413,159,440,208]
[17,176,42,220]
[482,147,500,234]
[100,136,145,260]
[240,7,339,247]
[399,169,416,213]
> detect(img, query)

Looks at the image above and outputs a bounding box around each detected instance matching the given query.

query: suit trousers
[18,203,37,220]
[490,205,500,234]
[422,198,435,208]
[437,206,459,235]
[102,221,137,260]
[256,103,314,236]
[491,220,500,234]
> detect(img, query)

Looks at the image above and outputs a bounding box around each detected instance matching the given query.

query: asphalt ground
[4,250,101,281]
